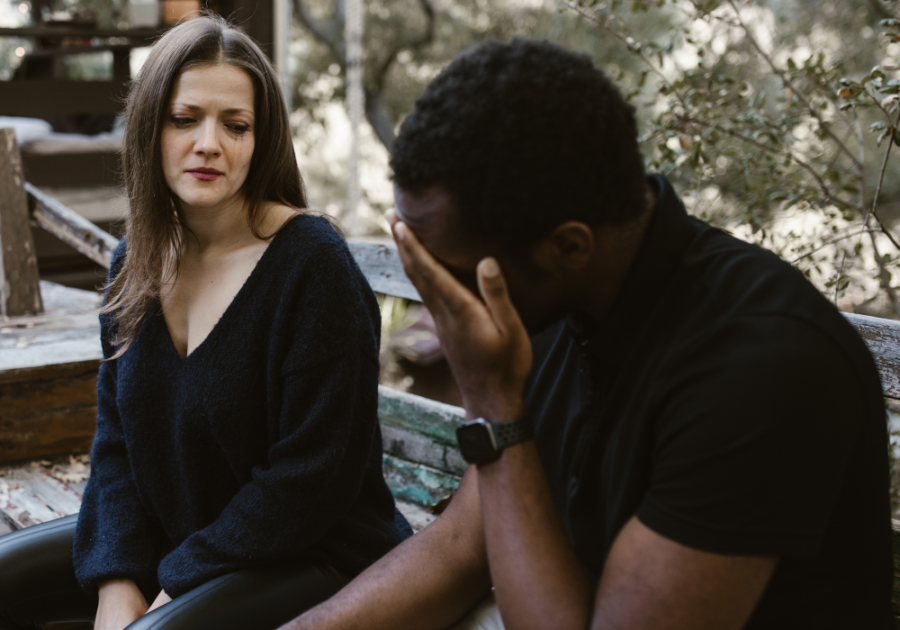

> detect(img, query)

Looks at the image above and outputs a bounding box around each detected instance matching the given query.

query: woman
[0,14,410,630]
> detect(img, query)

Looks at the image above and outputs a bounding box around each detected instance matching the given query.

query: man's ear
[532,221,595,273]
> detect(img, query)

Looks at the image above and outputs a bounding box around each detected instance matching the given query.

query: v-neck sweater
[72,215,406,597]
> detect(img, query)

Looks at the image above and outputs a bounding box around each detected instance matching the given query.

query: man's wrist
[464,397,525,424]
[457,414,533,465]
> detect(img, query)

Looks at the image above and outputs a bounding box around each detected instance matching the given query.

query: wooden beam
[0,80,127,117]
[348,240,420,301]
[26,184,119,269]
[378,385,465,476]
[844,313,900,400]
[0,26,162,40]
[22,151,121,188]
[0,129,43,317]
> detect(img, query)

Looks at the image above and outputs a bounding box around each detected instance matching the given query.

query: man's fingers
[477,258,525,335]
[392,222,471,314]
[391,222,438,299]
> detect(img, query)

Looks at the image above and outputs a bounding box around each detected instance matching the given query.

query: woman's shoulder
[272,211,355,268]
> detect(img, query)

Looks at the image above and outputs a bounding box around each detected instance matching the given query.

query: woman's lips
[187,168,223,181]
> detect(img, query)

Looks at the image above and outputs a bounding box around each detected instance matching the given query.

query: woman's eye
[228,124,250,135]
[171,116,194,127]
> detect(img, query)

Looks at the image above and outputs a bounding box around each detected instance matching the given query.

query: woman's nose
[194,120,221,156]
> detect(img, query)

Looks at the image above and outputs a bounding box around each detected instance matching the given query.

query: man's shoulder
[675,223,867,360]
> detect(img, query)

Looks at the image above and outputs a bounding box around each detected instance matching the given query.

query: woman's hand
[95,579,149,630]
[147,590,173,613]
[390,219,532,422]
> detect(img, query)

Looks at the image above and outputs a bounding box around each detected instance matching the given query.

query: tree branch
[568,4,691,113]
[791,228,879,263]
[371,0,435,94]
[293,0,436,151]
[869,228,900,317]
[676,114,857,212]
[723,0,864,174]
[293,0,345,63]
[868,0,895,20]
[364,88,399,150]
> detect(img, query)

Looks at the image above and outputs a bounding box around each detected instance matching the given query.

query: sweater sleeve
[73,240,161,593]
[156,231,386,597]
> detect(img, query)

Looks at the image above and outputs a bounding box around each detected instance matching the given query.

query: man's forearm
[478,440,595,630]
[280,470,492,630]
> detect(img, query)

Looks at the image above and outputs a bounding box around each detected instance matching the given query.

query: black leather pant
[0,515,348,630]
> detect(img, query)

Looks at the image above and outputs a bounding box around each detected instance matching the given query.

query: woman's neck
[179,196,256,254]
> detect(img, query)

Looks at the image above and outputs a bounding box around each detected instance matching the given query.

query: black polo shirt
[526,174,893,628]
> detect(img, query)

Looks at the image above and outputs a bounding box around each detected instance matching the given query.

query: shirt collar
[566,174,700,366]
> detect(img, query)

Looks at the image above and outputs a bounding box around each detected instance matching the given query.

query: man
[283,39,893,629]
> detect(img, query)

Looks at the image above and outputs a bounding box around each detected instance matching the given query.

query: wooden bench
[3,182,900,619]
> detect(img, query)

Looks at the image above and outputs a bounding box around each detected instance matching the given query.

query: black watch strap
[456,416,534,465]
[490,416,534,450]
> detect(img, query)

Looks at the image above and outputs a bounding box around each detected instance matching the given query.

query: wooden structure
[0,23,153,188]
[0,129,42,317]
[0,0,277,189]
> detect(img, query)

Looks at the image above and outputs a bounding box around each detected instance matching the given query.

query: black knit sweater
[73,215,407,597]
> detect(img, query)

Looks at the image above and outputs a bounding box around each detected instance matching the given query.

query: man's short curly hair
[390,39,647,259]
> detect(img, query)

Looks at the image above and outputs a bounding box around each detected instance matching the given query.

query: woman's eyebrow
[171,103,254,116]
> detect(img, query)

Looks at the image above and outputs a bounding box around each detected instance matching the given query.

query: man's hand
[390,217,531,422]
[147,590,172,613]
[95,579,149,630]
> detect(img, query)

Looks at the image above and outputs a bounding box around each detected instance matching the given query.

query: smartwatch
[456,416,533,464]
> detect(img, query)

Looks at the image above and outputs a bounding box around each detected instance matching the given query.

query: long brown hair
[105,13,307,357]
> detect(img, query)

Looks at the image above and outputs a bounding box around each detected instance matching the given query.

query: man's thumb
[477,258,520,330]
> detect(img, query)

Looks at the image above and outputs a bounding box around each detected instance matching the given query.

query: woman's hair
[105,13,306,356]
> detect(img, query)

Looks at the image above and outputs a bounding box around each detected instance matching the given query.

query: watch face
[457,422,499,463]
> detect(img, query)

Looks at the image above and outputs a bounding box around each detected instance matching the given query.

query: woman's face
[161,63,256,214]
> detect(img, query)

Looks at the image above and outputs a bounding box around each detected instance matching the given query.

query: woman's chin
[177,192,241,212]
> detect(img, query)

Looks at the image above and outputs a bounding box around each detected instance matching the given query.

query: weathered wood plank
[395,500,437,532]
[383,454,461,508]
[0,282,100,464]
[378,385,464,443]
[381,425,467,477]
[0,405,96,465]
[0,461,86,530]
[378,385,465,476]
[348,241,420,302]
[0,281,101,385]
[0,366,98,464]
[0,476,60,529]
[13,468,83,516]
[26,183,120,269]
[845,313,900,400]
[0,80,127,117]
[0,128,43,317]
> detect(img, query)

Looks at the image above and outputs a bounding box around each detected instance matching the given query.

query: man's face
[393,184,570,335]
